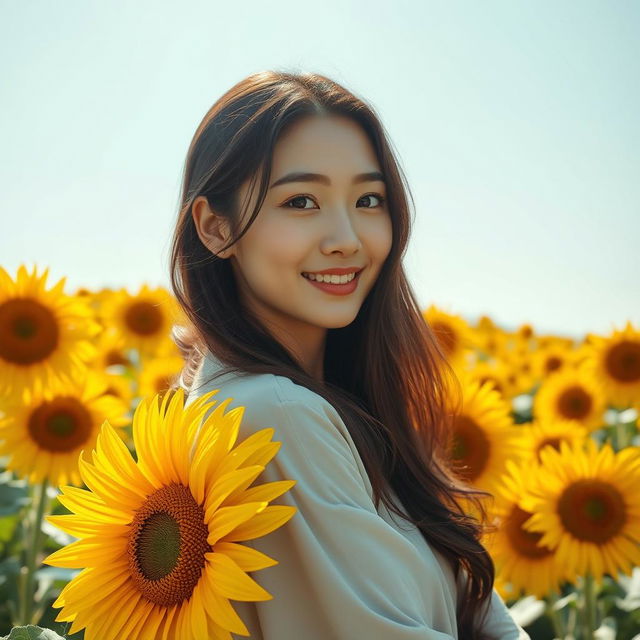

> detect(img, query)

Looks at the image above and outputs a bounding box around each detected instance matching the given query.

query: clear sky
[2,0,638,341]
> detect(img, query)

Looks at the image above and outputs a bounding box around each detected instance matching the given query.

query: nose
[320,209,362,255]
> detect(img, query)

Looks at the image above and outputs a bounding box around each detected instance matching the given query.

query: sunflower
[520,438,640,585]
[422,304,476,370]
[579,321,640,409]
[92,329,134,371]
[445,374,529,496]
[519,417,587,464]
[472,319,508,359]
[531,339,581,380]
[467,359,512,398]
[499,347,538,397]
[98,284,186,358]
[533,367,607,432]
[43,387,297,639]
[0,265,101,396]
[483,458,568,600]
[137,354,185,402]
[0,369,130,487]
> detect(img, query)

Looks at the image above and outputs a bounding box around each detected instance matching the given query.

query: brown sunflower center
[28,397,93,452]
[127,482,211,607]
[124,301,164,336]
[557,479,626,544]
[545,356,563,374]
[519,325,534,340]
[505,505,553,559]
[431,321,457,358]
[155,375,174,393]
[605,341,640,383]
[105,349,129,366]
[450,415,489,482]
[479,376,503,394]
[0,298,59,365]
[557,386,592,420]
[536,438,562,462]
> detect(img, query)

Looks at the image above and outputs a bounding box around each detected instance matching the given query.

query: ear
[191,196,235,259]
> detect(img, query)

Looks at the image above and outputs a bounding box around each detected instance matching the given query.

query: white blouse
[185,350,531,640]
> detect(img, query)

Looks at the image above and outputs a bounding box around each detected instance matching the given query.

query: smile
[300,270,362,296]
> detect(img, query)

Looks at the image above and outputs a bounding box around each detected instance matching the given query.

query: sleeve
[230,387,459,640]
[456,569,532,640]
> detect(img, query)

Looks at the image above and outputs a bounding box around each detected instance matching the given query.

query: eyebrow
[269,170,386,189]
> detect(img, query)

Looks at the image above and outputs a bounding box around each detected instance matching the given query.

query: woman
[171,70,530,639]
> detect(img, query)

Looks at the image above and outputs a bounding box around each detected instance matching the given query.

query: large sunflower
[533,367,607,432]
[579,321,640,409]
[483,458,568,600]
[43,387,297,639]
[520,438,640,585]
[0,265,101,396]
[0,370,129,486]
[445,374,529,496]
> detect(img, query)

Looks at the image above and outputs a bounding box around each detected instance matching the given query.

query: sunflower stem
[546,588,566,639]
[614,412,629,450]
[21,478,49,626]
[582,571,597,640]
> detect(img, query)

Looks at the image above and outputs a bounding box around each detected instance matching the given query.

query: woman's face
[195,114,393,363]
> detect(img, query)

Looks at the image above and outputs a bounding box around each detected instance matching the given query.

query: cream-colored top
[185,350,531,640]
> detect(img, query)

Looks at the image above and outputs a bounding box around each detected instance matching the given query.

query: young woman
[171,70,530,640]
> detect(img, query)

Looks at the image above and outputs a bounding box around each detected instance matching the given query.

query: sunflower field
[0,264,639,640]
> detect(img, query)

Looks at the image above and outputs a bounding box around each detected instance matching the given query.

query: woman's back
[184,350,530,640]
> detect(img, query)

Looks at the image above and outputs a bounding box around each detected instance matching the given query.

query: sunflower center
[450,415,490,482]
[125,301,164,336]
[505,505,553,559]
[0,298,59,365]
[557,479,626,544]
[105,349,129,366]
[137,513,181,580]
[155,375,174,393]
[28,397,93,452]
[545,356,563,374]
[431,321,457,358]
[519,325,533,340]
[557,386,592,420]
[127,482,211,607]
[536,438,562,462]
[605,341,640,383]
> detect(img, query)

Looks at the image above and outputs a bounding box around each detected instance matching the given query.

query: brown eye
[283,195,317,209]
[357,194,386,208]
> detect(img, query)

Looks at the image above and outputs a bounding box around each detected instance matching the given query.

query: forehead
[271,114,380,176]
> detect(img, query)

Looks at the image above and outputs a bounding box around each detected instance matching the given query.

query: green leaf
[0,479,30,517]
[1,625,65,640]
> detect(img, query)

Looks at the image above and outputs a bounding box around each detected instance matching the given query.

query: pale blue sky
[2,0,638,340]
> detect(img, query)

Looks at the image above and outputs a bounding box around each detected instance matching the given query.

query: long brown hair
[169,69,497,638]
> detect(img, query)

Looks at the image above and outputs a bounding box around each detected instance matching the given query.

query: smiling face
[192,113,393,374]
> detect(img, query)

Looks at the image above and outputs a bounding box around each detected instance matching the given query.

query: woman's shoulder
[186,350,340,426]
[186,351,365,473]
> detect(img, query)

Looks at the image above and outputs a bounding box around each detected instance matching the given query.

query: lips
[300,266,364,277]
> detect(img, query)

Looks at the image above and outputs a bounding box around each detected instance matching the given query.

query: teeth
[302,272,357,284]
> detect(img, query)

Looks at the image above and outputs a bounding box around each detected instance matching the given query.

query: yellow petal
[43,538,127,569]
[198,568,250,635]
[223,505,297,542]
[205,552,272,601]
[213,541,278,572]
[207,502,268,546]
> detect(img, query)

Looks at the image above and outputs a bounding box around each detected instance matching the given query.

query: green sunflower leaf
[1,625,65,640]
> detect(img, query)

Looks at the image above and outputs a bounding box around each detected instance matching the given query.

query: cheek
[365,216,393,261]
[243,219,309,274]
